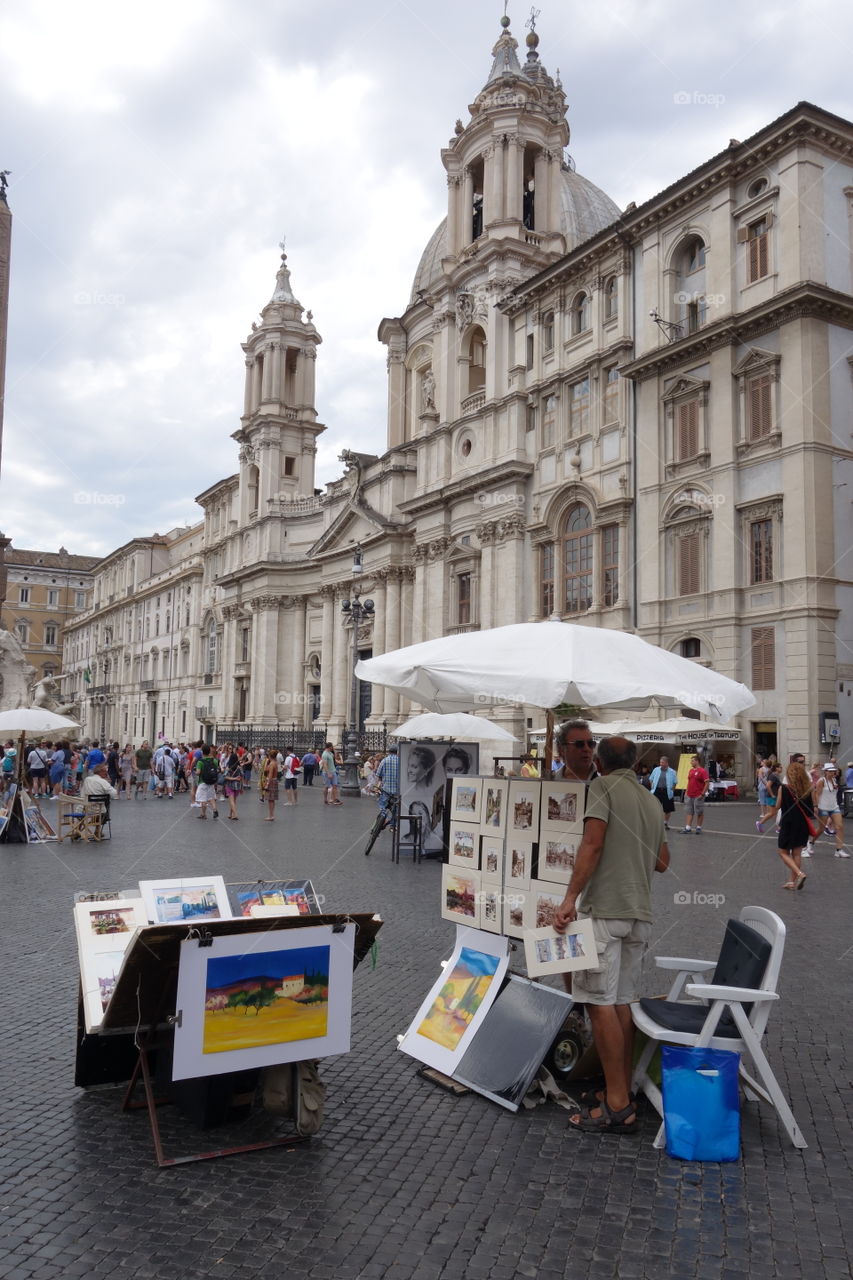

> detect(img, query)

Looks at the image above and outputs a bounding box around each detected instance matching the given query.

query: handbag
[793,795,818,839]
[662,1044,741,1161]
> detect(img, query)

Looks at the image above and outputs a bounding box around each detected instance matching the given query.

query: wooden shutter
[678,532,701,596]
[748,374,772,440]
[748,223,769,282]
[676,400,699,460]
[751,626,776,691]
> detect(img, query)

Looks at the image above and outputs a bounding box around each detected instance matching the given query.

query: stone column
[319,586,335,732]
[383,570,401,720]
[368,573,387,720]
[462,167,474,247]
[534,153,548,233]
[506,136,522,222]
[477,521,497,629]
[270,341,282,407]
[447,174,460,257]
[288,596,307,726]
[249,595,281,722]
[302,346,317,414]
[331,590,350,733]
[495,513,526,626]
[243,358,253,417]
[251,357,262,411]
[491,140,505,223]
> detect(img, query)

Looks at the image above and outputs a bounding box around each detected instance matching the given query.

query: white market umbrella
[357,622,755,723]
[390,712,517,742]
[0,708,81,735]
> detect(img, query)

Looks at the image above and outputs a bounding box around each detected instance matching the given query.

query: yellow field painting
[203,998,328,1055]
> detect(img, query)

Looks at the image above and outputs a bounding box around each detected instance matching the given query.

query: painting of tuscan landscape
[416,947,500,1051]
[202,944,330,1055]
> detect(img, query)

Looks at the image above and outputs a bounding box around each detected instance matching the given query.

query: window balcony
[461,391,486,416]
[140,679,157,691]
[448,623,480,635]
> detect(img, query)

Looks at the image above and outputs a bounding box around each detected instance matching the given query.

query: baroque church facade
[62,16,853,771]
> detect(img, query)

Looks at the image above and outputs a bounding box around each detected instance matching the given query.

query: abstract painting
[398,925,510,1075]
[172,922,355,1080]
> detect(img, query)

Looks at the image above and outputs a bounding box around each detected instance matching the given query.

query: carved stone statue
[421,369,436,413]
[0,630,36,709]
[29,672,80,721]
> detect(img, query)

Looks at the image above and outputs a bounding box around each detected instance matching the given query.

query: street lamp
[339,554,374,797]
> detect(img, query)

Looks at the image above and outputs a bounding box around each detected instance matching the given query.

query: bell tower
[442,12,570,259]
[233,245,324,525]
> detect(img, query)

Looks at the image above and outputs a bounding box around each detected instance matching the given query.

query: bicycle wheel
[364,810,386,856]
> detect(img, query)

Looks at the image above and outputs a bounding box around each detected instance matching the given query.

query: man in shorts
[554,736,669,1135]
[135,741,153,797]
[682,754,710,833]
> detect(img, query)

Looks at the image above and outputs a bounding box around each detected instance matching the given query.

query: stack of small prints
[439,776,595,975]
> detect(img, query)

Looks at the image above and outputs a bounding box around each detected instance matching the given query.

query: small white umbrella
[390,712,517,742]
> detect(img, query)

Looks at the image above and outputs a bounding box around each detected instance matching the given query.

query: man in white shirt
[81,765,118,802]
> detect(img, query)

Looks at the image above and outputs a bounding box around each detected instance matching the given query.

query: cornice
[397,461,534,517]
[619,283,853,383]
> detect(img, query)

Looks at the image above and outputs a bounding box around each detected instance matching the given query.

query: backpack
[200,758,219,786]
[1,755,14,774]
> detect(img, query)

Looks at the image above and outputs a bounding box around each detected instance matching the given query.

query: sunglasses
[565,739,595,749]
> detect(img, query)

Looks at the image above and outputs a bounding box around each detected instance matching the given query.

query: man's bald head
[595,736,637,773]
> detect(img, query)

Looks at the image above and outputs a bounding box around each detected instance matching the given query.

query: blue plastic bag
[662,1045,741,1162]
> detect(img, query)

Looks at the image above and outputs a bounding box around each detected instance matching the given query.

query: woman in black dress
[774,760,814,889]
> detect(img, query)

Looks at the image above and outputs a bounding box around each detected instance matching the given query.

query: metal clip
[167,1011,183,1028]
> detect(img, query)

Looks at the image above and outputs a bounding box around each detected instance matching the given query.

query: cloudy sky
[1,0,850,557]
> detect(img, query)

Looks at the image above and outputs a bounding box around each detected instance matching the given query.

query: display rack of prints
[139,876,232,925]
[440,865,481,929]
[171,922,355,1081]
[523,918,597,977]
[448,821,481,870]
[74,897,149,1033]
[398,925,510,1075]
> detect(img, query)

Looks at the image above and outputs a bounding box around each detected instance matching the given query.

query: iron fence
[217,724,389,755]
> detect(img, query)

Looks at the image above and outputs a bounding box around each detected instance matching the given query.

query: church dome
[410,167,620,303]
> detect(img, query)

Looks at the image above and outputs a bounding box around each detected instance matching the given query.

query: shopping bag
[662,1044,741,1161]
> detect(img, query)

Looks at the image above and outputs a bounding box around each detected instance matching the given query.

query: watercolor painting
[538,836,579,884]
[87,907,137,935]
[482,782,507,832]
[450,776,482,825]
[523,919,597,977]
[202,944,330,1055]
[416,947,500,1050]
[140,875,230,924]
[541,783,584,833]
[441,867,480,927]
[508,782,540,835]
[93,951,126,1012]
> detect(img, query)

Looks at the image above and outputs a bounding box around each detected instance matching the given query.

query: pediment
[732,346,779,376]
[310,504,396,560]
[661,374,709,402]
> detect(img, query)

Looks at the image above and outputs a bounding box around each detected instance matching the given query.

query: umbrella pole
[544,709,554,776]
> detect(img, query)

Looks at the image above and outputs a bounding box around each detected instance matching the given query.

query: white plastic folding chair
[631,905,807,1149]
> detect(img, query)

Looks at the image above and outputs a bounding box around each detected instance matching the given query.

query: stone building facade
[62,17,853,769]
[1,546,97,684]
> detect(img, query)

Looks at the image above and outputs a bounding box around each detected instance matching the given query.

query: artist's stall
[0,708,81,843]
[358,621,755,1101]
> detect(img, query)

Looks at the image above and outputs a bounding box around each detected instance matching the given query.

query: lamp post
[339,550,374,797]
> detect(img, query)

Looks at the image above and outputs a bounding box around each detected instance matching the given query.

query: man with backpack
[195,745,220,819]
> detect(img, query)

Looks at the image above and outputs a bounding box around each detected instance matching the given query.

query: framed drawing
[227,879,320,918]
[172,922,355,1081]
[449,777,483,825]
[505,838,534,891]
[139,876,231,925]
[480,836,504,886]
[399,741,479,856]
[524,880,567,931]
[481,780,508,834]
[440,865,481,929]
[398,925,510,1075]
[507,781,541,836]
[536,833,580,886]
[448,821,481,870]
[523,919,597,978]
[502,890,528,939]
[540,781,585,835]
[74,897,148,1033]
[479,887,501,934]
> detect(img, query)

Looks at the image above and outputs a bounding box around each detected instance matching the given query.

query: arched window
[681,637,701,659]
[674,236,708,333]
[563,504,593,613]
[604,277,618,321]
[206,620,219,674]
[571,292,591,336]
[467,326,486,394]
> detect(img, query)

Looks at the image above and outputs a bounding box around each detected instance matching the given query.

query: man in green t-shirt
[135,741,153,798]
[554,736,669,1135]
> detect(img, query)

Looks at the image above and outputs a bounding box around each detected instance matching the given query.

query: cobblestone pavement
[1,784,851,1280]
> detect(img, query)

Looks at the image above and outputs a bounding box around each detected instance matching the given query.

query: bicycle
[364,791,399,856]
